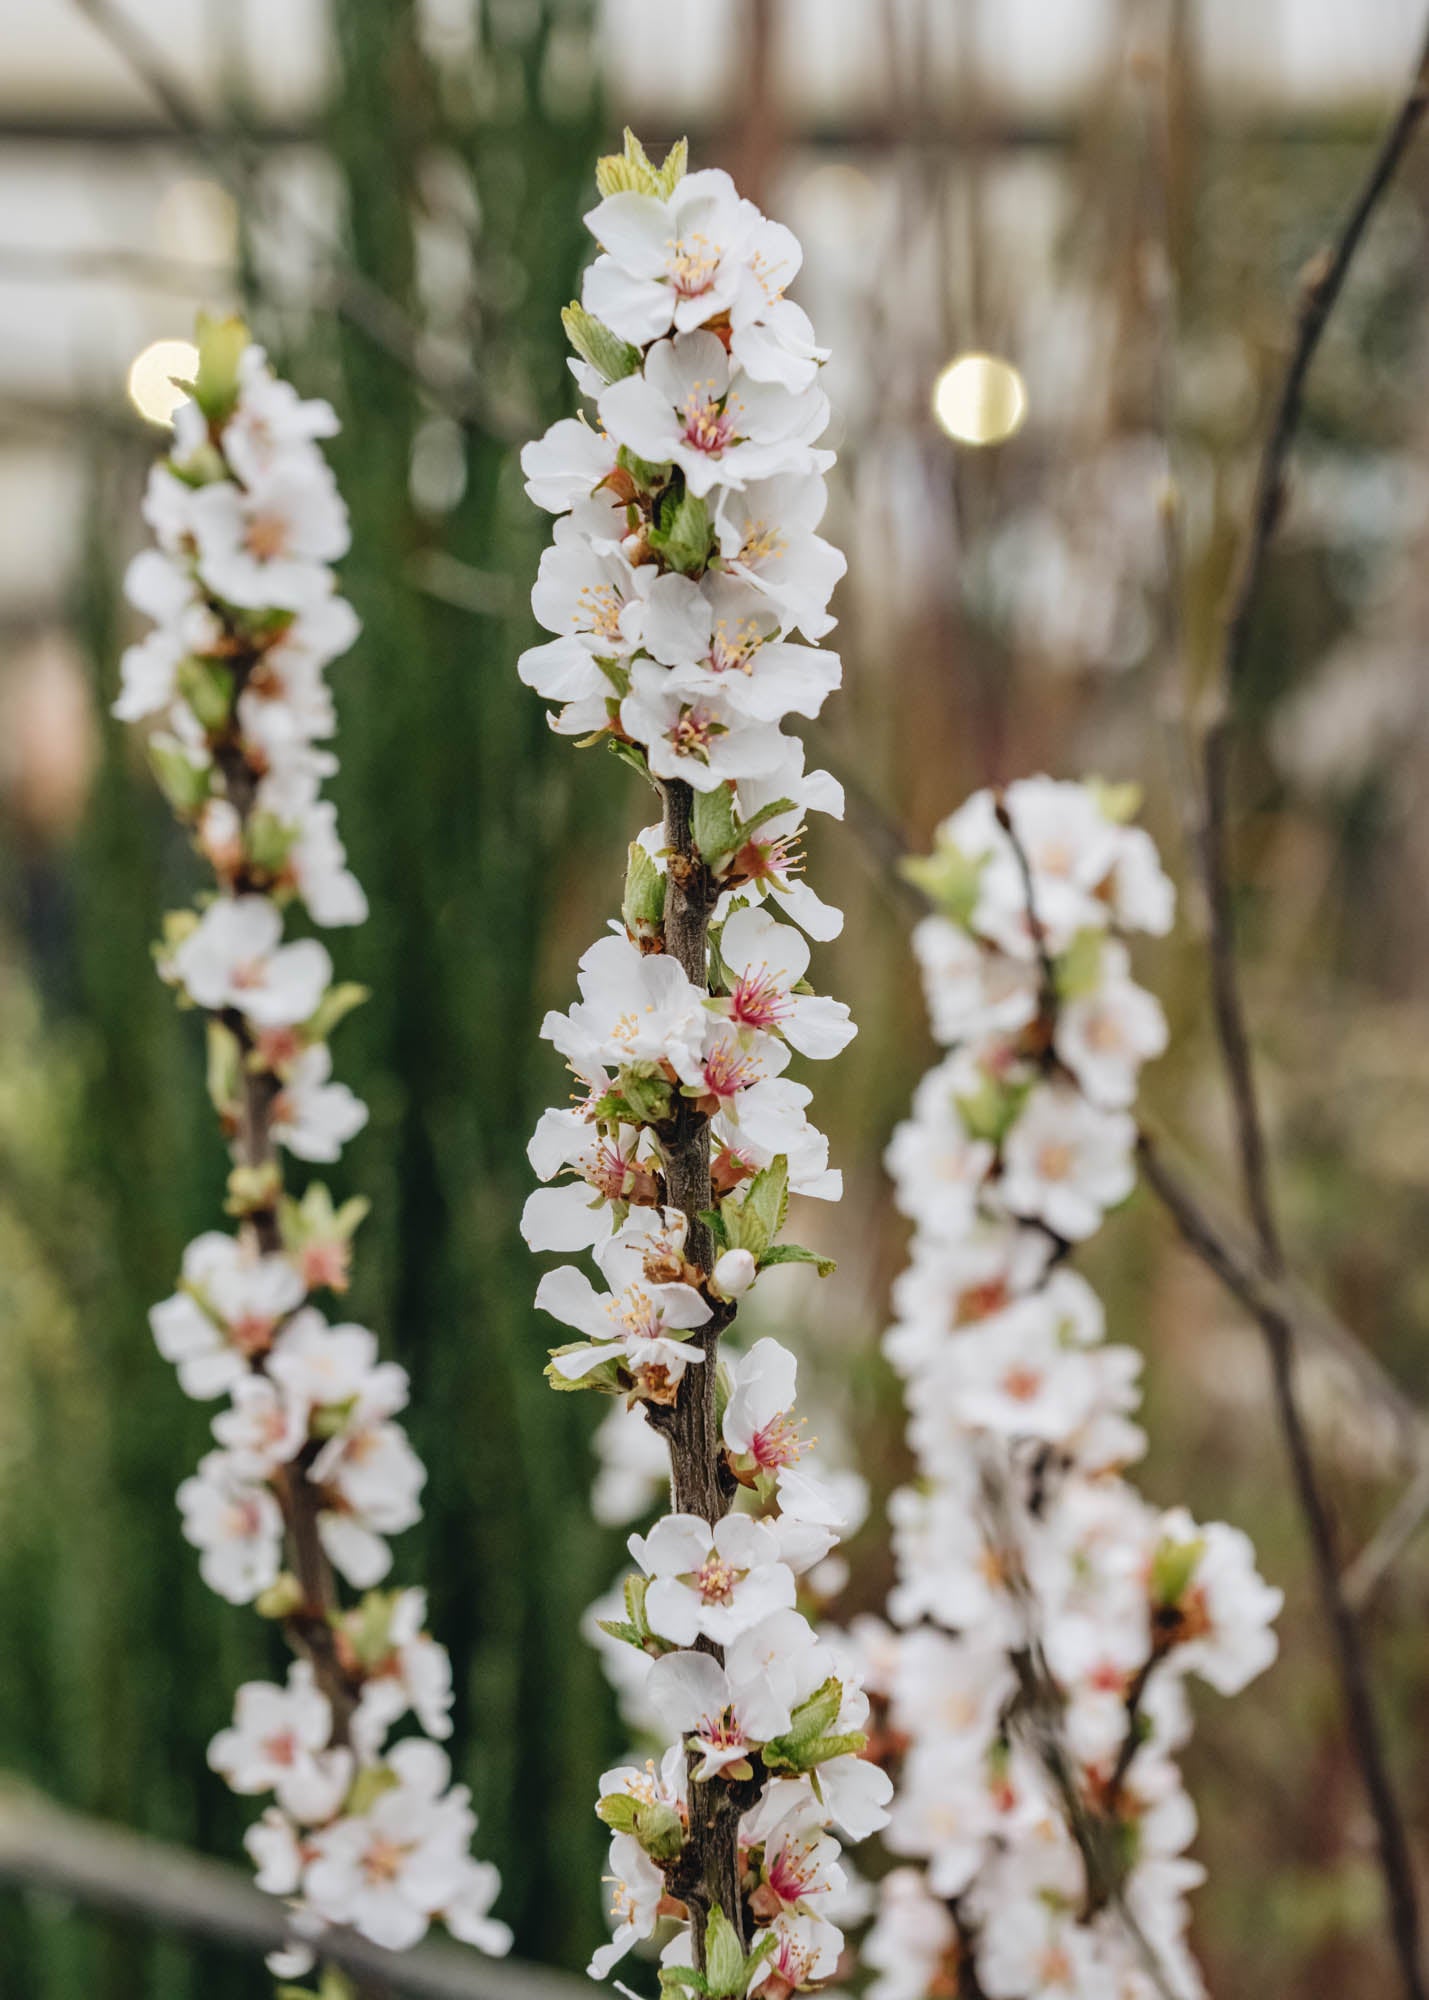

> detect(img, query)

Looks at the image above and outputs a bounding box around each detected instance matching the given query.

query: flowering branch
[118,319,509,1992]
[516,129,889,1991]
[859,779,1281,2000]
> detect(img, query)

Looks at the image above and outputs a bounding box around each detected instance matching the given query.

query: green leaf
[900,841,986,926]
[737,796,797,839]
[623,839,667,941]
[596,1617,644,1648]
[1088,776,1143,825]
[596,1793,641,1834]
[205,1019,241,1117]
[165,441,227,487]
[692,783,741,865]
[561,302,642,384]
[608,736,657,787]
[699,1206,729,1251]
[544,1346,625,1395]
[320,1969,359,2000]
[1054,927,1104,1003]
[650,486,715,575]
[595,655,631,698]
[616,1062,674,1125]
[302,982,369,1044]
[787,1674,844,1743]
[245,810,297,877]
[192,311,249,424]
[764,1728,867,1775]
[344,1765,401,1817]
[175,656,234,733]
[703,1907,746,1999]
[624,1572,653,1641]
[738,1154,789,1258]
[660,1968,709,1999]
[954,1071,1029,1146]
[595,128,687,200]
[652,136,689,199]
[634,1799,685,1861]
[759,1242,836,1278]
[1151,1534,1204,1607]
[347,1589,398,1668]
[148,736,210,816]
[617,443,672,491]
[758,1676,852,1773]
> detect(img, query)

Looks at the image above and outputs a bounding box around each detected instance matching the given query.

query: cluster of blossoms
[118,321,508,1980]
[518,133,889,1995]
[853,780,1282,2000]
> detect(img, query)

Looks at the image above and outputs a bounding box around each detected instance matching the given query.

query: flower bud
[254,1572,305,1620]
[710,1248,757,1302]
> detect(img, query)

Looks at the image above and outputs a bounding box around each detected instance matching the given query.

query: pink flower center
[665,233,722,298]
[692,1553,740,1605]
[245,513,290,562]
[737,831,801,889]
[751,1409,806,1471]
[225,1496,264,1540]
[701,1039,762,1101]
[699,1706,747,1751]
[680,384,735,456]
[1000,1365,1044,1403]
[302,1241,350,1292]
[575,581,625,642]
[582,1140,640,1201]
[707,616,763,675]
[230,1312,277,1356]
[1083,1009,1124,1052]
[261,1730,298,1767]
[739,517,785,566]
[362,1835,408,1886]
[729,964,790,1031]
[767,1837,818,1904]
[668,704,724,762]
[1036,1140,1075,1182]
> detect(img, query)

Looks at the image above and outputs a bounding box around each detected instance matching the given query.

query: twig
[0,1787,583,2000]
[1136,1127,1429,1466]
[652,778,743,1962]
[991,790,1057,1023]
[1183,21,1429,1996]
[1343,1455,1429,1611]
[210,666,362,1751]
[978,1462,1179,2000]
[67,0,513,438]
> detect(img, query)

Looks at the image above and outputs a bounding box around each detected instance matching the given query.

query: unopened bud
[255,1572,305,1620]
[711,1248,757,1302]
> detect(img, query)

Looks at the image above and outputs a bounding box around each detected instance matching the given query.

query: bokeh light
[932,352,1028,446]
[126,338,199,427]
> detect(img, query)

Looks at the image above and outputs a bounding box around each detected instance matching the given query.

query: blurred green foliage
[0,1,627,1992]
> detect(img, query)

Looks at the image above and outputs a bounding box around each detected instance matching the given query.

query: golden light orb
[127,338,200,427]
[931,352,1028,447]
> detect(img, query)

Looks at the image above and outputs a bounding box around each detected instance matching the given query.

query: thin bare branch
[0,1788,582,2000]
[1181,19,1429,1994]
[67,0,514,437]
[1343,1455,1429,1611]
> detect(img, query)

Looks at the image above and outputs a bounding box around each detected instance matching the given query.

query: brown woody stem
[657,777,745,1961]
